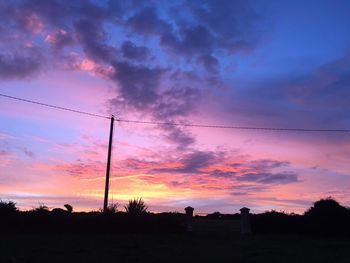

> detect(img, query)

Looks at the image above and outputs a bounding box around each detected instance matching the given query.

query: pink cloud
[66,53,115,79]
[18,13,43,34]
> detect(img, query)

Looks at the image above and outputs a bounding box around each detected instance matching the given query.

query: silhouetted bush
[303,197,350,235]
[206,211,222,219]
[52,208,68,214]
[125,198,148,215]
[304,197,348,217]
[64,204,73,213]
[0,200,17,215]
[251,210,303,234]
[205,212,240,220]
[0,200,19,232]
[252,197,350,236]
[102,203,119,215]
[33,204,50,213]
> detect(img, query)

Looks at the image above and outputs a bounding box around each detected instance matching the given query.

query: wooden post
[103,115,114,213]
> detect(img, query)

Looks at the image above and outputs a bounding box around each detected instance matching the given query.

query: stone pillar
[185,206,194,232]
[240,207,252,235]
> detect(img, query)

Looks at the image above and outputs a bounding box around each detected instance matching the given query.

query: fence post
[240,207,252,235]
[185,206,194,232]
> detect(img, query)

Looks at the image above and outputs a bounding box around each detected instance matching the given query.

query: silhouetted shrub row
[0,210,186,234]
[1,197,349,235]
[251,198,350,236]
[203,212,240,220]
[0,198,187,234]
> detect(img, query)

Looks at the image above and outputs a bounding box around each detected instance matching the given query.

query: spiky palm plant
[124,198,148,215]
[33,203,49,213]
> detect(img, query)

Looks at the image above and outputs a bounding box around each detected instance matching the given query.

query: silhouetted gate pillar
[240,207,252,234]
[185,206,194,232]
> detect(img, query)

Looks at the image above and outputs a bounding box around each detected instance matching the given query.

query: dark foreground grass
[1,231,349,263]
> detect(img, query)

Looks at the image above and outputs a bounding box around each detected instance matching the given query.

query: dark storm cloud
[179,151,218,173]
[223,159,299,185]
[56,159,104,178]
[75,18,117,62]
[125,1,262,72]
[117,149,299,190]
[163,25,215,55]
[188,0,261,52]
[153,86,200,119]
[153,150,220,174]
[210,170,236,178]
[163,126,196,150]
[225,54,350,133]
[121,41,150,61]
[248,159,290,172]
[0,0,266,149]
[197,54,219,73]
[237,171,299,184]
[126,6,172,37]
[21,0,120,24]
[0,50,42,80]
[0,0,265,110]
[230,184,269,196]
[212,158,299,185]
[46,29,75,50]
[111,61,164,109]
[289,55,350,113]
[0,0,120,79]
[0,1,46,80]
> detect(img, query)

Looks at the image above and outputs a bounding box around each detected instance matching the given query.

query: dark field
[1,223,350,263]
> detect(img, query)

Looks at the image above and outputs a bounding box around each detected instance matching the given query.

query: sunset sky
[1,0,350,214]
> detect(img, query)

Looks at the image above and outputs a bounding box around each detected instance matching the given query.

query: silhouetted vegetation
[125,198,148,215]
[1,197,349,236]
[101,203,119,214]
[303,197,350,235]
[33,203,50,213]
[0,198,184,234]
[0,200,17,214]
[64,204,73,213]
[204,211,240,220]
[252,197,350,236]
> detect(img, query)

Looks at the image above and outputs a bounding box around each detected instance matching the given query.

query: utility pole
[103,115,114,213]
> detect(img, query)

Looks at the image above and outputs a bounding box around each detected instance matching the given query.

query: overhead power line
[0,93,110,119]
[115,119,350,133]
[1,93,350,133]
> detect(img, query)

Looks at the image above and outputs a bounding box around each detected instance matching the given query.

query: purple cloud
[121,41,150,61]
[111,61,164,109]
[152,150,218,174]
[163,126,196,150]
[237,171,299,184]
[0,50,42,80]
[45,29,75,50]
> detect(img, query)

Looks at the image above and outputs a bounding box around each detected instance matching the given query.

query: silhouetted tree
[64,204,73,213]
[303,197,350,234]
[304,197,348,217]
[0,200,17,215]
[125,198,148,214]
